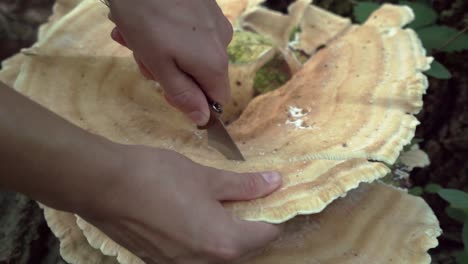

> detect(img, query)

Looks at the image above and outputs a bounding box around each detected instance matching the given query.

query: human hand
[106,0,233,126]
[80,145,282,264]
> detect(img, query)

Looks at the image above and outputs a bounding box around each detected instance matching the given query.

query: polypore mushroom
[1,0,441,263]
[399,144,430,171]
[39,182,441,264]
[293,4,352,55]
[239,0,312,73]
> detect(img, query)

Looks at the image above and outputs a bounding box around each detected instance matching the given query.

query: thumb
[213,171,282,201]
[110,27,127,47]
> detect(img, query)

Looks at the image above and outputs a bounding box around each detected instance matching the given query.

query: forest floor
[0,0,467,263]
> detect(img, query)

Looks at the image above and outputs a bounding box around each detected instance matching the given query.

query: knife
[197,97,245,161]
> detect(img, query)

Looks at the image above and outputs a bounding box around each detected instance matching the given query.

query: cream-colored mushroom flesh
[0,0,440,263]
[39,183,440,264]
[295,5,352,54]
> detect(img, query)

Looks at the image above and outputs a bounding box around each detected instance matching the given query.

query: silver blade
[207,117,245,161]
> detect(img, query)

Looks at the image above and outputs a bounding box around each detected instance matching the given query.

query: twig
[436,25,468,51]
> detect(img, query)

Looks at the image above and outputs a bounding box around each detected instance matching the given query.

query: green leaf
[254,55,291,94]
[438,189,468,209]
[425,183,443,194]
[353,2,380,23]
[289,26,301,41]
[409,187,423,196]
[464,220,468,252]
[228,31,273,64]
[417,25,468,52]
[457,251,468,264]
[400,1,437,29]
[446,207,468,223]
[425,60,452,79]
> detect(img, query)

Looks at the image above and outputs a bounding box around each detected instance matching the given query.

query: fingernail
[261,172,281,184]
[188,111,209,126]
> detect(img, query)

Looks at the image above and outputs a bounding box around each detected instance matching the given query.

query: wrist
[61,137,126,217]
[0,82,125,216]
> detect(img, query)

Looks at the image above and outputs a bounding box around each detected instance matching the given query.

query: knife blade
[198,99,245,161]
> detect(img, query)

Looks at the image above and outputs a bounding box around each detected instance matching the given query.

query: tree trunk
[0,191,64,264]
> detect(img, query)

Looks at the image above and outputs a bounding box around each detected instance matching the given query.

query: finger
[153,60,210,126]
[110,27,128,47]
[136,59,154,80]
[107,12,114,23]
[175,43,230,106]
[228,216,280,258]
[203,208,280,261]
[221,22,233,46]
[212,171,282,201]
[141,257,157,264]
[209,0,233,46]
[141,256,169,264]
[173,255,219,264]
[218,17,234,46]
[133,53,154,80]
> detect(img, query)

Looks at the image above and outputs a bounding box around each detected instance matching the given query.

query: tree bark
[0,191,64,264]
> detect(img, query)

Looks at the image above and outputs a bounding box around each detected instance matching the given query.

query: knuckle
[240,174,261,196]
[207,54,229,76]
[218,20,233,46]
[167,87,195,107]
[223,19,234,40]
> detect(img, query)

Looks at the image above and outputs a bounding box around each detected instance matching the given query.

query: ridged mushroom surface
[38,183,441,264]
[0,0,441,263]
[12,0,430,223]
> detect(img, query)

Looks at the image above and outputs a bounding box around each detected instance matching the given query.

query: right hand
[80,145,282,264]
[106,0,234,127]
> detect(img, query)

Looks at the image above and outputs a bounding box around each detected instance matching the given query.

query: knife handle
[197,99,223,130]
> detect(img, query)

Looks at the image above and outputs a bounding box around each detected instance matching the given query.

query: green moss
[292,49,311,64]
[253,54,291,95]
[227,30,274,64]
[289,26,302,41]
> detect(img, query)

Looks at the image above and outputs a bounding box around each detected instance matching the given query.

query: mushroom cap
[40,204,118,264]
[294,5,352,54]
[216,0,249,24]
[399,144,430,170]
[12,0,431,223]
[0,0,440,263]
[38,183,441,264]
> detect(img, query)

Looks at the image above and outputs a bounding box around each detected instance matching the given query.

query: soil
[0,0,467,263]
